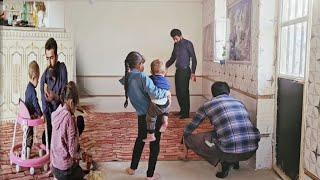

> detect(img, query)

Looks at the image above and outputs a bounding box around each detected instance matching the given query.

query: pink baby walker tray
[9,99,50,175]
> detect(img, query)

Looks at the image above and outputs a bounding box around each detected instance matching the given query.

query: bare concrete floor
[94,161,281,180]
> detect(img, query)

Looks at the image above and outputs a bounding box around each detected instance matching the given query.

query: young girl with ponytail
[120,51,171,180]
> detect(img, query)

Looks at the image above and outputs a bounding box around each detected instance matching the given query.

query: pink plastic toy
[10,99,50,175]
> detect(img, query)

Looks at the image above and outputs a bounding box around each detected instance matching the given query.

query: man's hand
[165,68,169,76]
[178,139,189,161]
[45,90,58,102]
[191,74,196,82]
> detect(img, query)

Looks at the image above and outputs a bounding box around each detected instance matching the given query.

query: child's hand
[73,156,81,165]
[44,83,49,95]
[45,90,54,102]
[30,114,36,119]
[45,90,58,102]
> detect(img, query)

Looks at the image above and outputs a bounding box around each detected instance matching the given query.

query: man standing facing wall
[166,29,197,119]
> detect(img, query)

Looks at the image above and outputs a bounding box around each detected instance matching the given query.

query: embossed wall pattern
[0,28,75,123]
[202,0,259,97]
[303,0,320,178]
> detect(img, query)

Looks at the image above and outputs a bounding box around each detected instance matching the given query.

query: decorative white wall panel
[0,27,75,123]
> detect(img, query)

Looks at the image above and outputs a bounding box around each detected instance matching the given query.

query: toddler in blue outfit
[143,59,171,142]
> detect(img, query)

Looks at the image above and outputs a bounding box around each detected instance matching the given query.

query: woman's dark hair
[60,81,79,106]
[45,37,58,56]
[170,29,182,38]
[211,81,230,97]
[123,51,145,108]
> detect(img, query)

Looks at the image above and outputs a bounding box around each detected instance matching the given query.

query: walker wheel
[44,164,48,171]
[30,167,35,175]
[16,165,20,172]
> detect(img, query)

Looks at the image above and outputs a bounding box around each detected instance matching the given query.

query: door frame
[272,0,314,179]
[298,0,314,178]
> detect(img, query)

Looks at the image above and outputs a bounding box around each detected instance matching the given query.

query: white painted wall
[256,0,277,170]
[64,0,203,76]
[64,0,204,112]
[45,1,65,28]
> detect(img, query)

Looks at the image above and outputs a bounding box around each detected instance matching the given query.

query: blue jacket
[25,82,43,117]
[119,69,168,115]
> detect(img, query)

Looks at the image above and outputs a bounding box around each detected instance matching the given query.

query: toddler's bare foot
[160,117,168,132]
[159,123,168,132]
[143,133,156,142]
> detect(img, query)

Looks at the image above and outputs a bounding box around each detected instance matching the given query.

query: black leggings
[130,115,162,177]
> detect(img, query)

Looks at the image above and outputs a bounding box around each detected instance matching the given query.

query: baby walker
[10,99,50,175]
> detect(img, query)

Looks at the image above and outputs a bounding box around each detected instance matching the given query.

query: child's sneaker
[143,133,156,142]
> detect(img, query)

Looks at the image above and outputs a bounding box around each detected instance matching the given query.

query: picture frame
[227,0,252,64]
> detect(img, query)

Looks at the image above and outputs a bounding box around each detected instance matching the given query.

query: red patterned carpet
[0,106,211,179]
